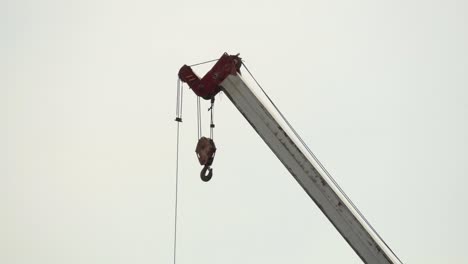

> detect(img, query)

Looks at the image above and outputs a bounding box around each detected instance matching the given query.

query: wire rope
[241,62,403,264]
[173,78,184,264]
[189,58,219,67]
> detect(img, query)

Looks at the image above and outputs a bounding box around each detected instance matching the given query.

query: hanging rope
[241,62,404,264]
[173,122,180,264]
[209,98,215,139]
[180,82,184,120]
[175,79,183,122]
[173,78,184,264]
[185,56,219,140]
[197,96,202,140]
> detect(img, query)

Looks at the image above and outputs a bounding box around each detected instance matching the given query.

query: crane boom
[178,53,400,263]
[221,74,397,264]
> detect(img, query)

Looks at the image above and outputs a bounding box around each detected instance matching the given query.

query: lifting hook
[200,165,213,182]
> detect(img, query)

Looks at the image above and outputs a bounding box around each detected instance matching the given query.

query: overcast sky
[2,0,468,263]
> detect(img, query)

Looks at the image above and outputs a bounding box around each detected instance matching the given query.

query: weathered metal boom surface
[221,74,396,264]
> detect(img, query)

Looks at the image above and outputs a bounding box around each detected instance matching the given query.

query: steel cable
[241,62,404,264]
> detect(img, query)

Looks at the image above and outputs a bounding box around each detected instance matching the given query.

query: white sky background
[2,0,468,263]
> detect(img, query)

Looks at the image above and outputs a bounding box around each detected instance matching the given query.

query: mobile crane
[177,53,402,264]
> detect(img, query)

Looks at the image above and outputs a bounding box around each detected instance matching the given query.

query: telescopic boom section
[178,53,399,264]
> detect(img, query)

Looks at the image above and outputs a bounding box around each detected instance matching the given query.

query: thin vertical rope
[173,122,180,264]
[175,79,180,117]
[180,82,184,118]
[173,77,183,264]
[210,100,214,139]
[197,96,202,139]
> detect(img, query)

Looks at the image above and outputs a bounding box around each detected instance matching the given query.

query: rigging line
[326,171,405,264]
[180,82,184,118]
[210,100,214,139]
[243,63,357,208]
[241,62,403,263]
[173,121,180,264]
[197,96,202,139]
[296,113,404,263]
[176,78,180,118]
[173,79,183,264]
[189,58,219,67]
[200,97,203,138]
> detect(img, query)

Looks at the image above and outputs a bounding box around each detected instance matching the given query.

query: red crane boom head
[178,53,242,100]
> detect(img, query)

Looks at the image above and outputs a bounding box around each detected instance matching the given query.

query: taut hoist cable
[189,58,219,67]
[173,78,184,264]
[197,96,202,140]
[209,98,215,140]
[241,61,404,264]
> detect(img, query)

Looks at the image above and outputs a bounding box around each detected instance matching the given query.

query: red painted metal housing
[178,53,242,100]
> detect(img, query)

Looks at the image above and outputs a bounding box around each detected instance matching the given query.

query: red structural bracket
[178,53,242,100]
